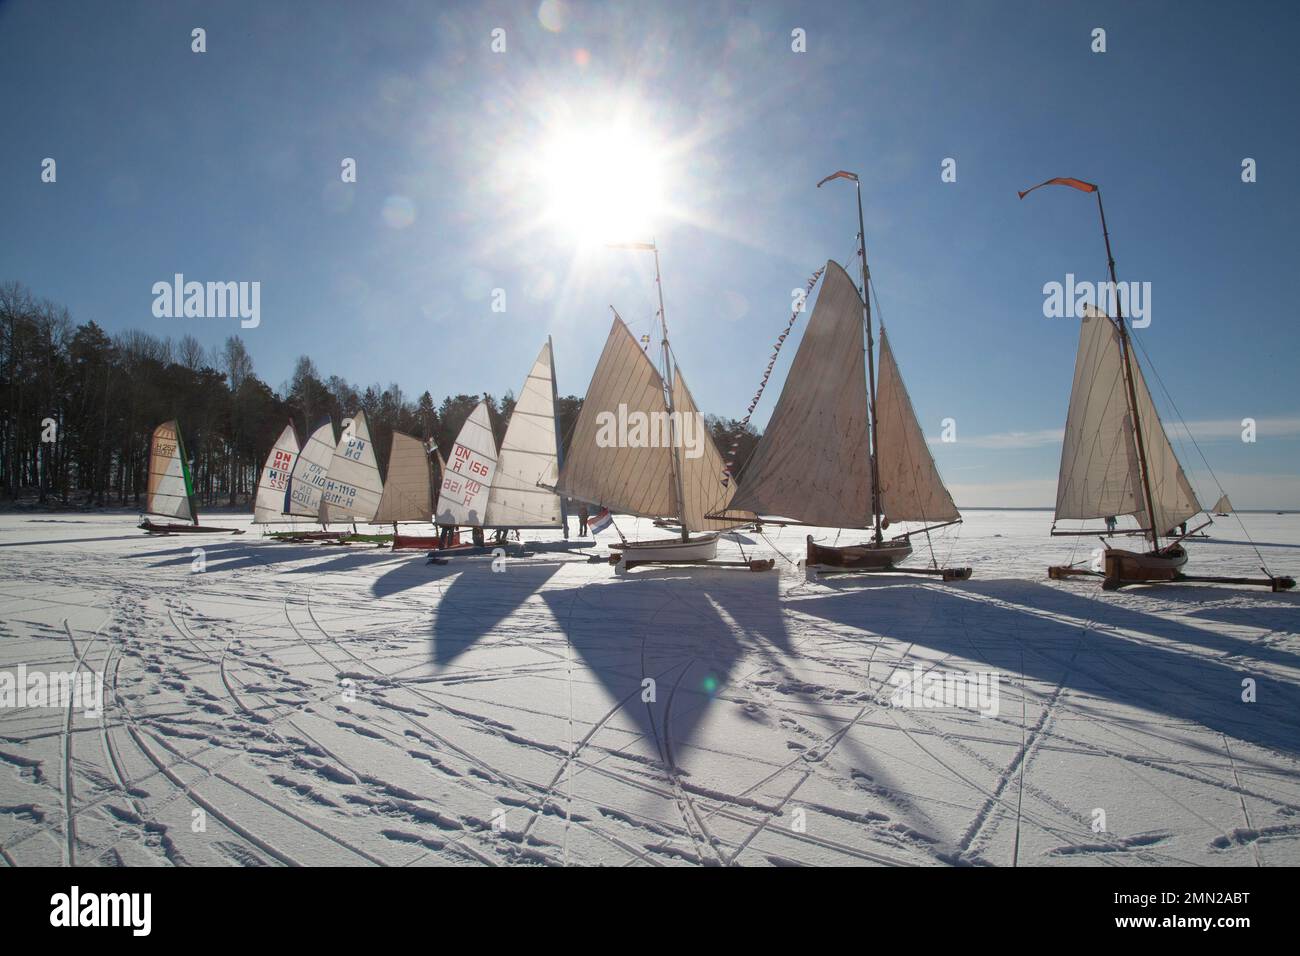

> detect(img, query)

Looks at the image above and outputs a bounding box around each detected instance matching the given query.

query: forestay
[437,401,497,526]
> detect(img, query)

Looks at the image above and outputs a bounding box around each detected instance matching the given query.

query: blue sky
[2,0,1297,507]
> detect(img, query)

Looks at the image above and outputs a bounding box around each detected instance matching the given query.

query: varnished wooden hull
[806,535,913,569]
[1103,544,1187,584]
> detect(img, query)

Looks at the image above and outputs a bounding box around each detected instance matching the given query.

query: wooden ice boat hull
[1101,544,1187,586]
[140,520,243,535]
[806,535,912,569]
[610,532,720,567]
[267,530,346,542]
[392,532,463,551]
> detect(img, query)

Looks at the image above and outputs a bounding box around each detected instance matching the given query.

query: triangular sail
[1212,494,1232,515]
[285,417,336,518]
[719,260,873,526]
[146,420,196,522]
[554,317,677,520]
[1055,305,1200,532]
[321,409,384,523]
[875,330,960,523]
[253,423,300,524]
[671,370,747,530]
[373,431,433,523]
[436,401,497,526]
[484,342,563,528]
[1128,352,1201,533]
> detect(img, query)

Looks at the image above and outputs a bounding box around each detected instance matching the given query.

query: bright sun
[541,122,665,246]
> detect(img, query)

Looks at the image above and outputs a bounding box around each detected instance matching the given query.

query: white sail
[1055,305,1200,533]
[436,401,497,526]
[721,260,873,526]
[1129,351,1202,533]
[373,431,433,523]
[671,369,747,530]
[875,330,960,523]
[554,317,678,520]
[145,420,196,522]
[484,341,563,528]
[253,423,300,524]
[320,409,384,523]
[285,417,336,519]
[1212,494,1232,515]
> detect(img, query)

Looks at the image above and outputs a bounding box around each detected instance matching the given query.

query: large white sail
[671,369,747,530]
[145,420,196,522]
[484,341,563,528]
[373,431,433,523]
[721,260,873,526]
[554,317,677,520]
[285,417,335,519]
[253,422,300,524]
[1055,305,1200,533]
[320,409,384,523]
[1128,348,1201,533]
[875,330,960,523]
[436,401,497,526]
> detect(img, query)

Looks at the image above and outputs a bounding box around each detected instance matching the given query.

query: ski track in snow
[1,510,1298,866]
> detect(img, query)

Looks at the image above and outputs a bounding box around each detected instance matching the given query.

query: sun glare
[541,123,666,246]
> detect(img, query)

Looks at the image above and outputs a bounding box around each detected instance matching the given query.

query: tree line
[1,280,761,510]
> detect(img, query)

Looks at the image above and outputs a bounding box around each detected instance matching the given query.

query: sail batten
[145,421,196,522]
[485,342,563,528]
[253,423,300,524]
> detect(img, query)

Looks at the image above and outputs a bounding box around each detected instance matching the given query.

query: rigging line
[1127,333,1273,572]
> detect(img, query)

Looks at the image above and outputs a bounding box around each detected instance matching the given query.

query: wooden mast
[548,333,568,539]
[1094,188,1160,552]
[819,171,883,543]
[650,242,691,542]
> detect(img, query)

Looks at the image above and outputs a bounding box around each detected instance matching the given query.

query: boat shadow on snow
[790,579,1300,759]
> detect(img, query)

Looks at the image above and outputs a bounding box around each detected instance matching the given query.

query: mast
[652,243,690,542]
[608,240,690,541]
[548,334,569,539]
[1095,189,1159,551]
[819,171,883,542]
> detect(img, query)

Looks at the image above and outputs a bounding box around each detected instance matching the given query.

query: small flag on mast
[1017,177,1098,200]
[816,170,859,188]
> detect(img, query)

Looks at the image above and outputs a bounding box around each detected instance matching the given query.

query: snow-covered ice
[1,510,1297,866]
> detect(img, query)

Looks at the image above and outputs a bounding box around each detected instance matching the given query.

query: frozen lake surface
[1,509,1298,866]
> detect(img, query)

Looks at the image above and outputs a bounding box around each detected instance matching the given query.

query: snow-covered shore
[2,510,1297,866]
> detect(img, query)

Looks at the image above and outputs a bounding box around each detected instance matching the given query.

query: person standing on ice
[578,503,589,536]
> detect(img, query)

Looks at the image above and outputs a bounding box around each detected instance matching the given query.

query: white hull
[611,532,719,564]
